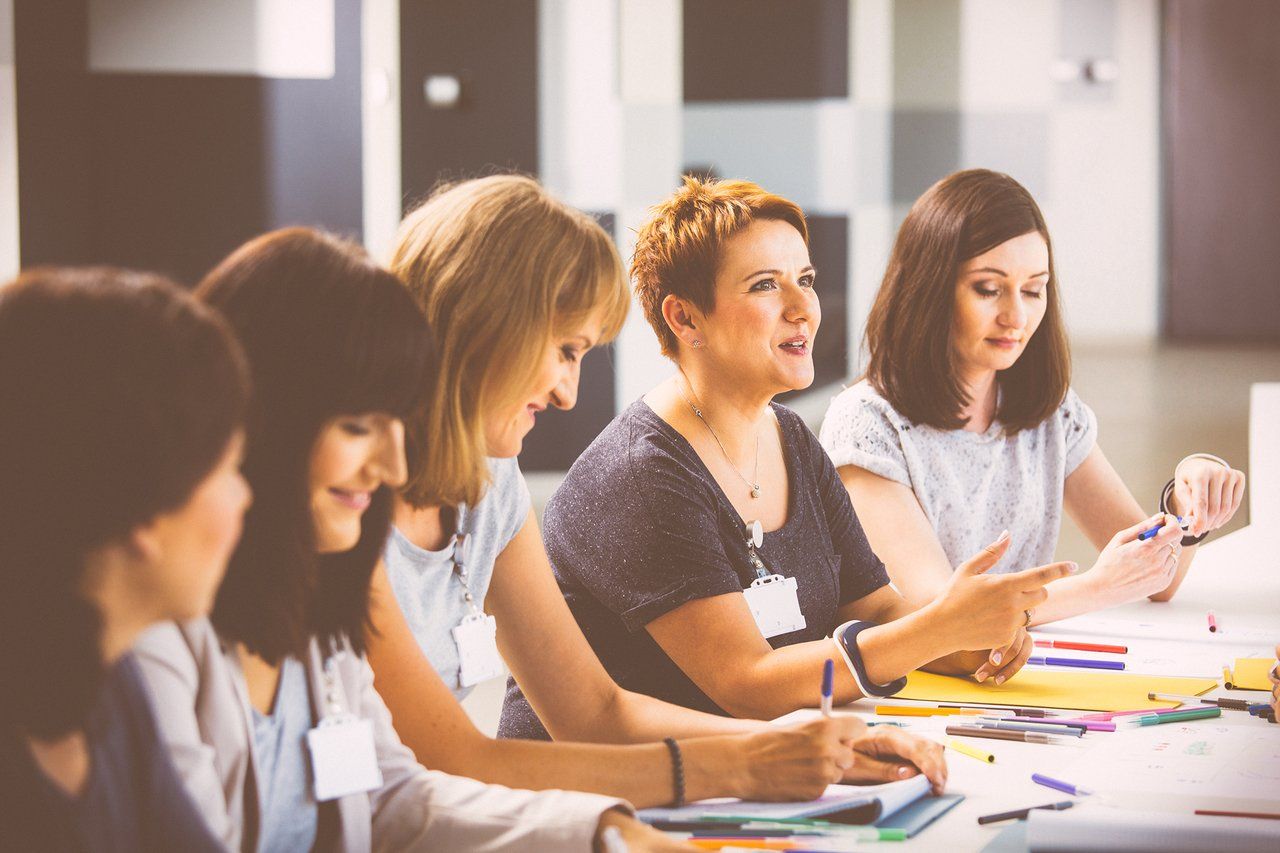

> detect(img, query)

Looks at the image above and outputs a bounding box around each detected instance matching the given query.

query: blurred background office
[3,1,1278,726]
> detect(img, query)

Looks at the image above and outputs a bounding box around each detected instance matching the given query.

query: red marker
[1208,610,1218,633]
[1034,639,1128,654]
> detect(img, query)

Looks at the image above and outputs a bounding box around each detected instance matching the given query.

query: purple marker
[820,659,834,717]
[1028,656,1126,671]
[1032,773,1094,796]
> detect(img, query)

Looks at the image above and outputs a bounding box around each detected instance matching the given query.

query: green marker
[1120,706,1221,727]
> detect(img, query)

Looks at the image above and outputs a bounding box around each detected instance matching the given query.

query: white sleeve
[820,388,912,486]
[131,621,242,851]
[1061,388,1099,476]
[355,654,632,852]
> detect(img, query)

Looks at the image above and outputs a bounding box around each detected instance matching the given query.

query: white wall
[0,0,18,279]
[87,0,334,78]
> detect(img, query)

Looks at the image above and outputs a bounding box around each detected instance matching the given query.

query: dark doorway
[1163,0,1280,340]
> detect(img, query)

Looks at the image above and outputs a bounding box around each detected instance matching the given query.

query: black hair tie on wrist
[1159,478,1210,547]
[663,737,685,807]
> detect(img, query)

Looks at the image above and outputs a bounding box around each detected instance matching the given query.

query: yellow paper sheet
[897,669,1218,712]
[1228,658,1276,691]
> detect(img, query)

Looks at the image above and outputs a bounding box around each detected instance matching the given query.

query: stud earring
[691,340,702,348]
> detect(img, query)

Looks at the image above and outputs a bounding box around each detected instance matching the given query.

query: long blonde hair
[390,175,629,508]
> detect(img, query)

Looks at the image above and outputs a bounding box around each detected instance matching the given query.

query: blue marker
[821,659,834,717]
[1138,516,1186,541]
[1028,656,1125,671]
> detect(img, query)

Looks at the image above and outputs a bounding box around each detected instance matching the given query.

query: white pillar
[0,0,18,279]
[361,0,401,259]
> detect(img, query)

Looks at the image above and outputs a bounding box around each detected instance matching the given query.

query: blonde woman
[364,175,948,812]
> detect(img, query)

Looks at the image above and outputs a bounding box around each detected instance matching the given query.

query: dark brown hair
[864,169,1070,432]
[0,268,248,738]
[198,228,434,664]
[632,175,808,357]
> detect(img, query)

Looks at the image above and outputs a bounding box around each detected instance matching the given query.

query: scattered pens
[946,725,1074,745]
[1208,610,1218,633]
[820,659,833,718]
[973,718,1085,737]
[1118,706,1221,727]
[1033,639,1128,654]
[1031,773,1093,797]
[977,801,1075,825]
[1138,515,1185,541]
[948,738,995,763]
[1027,655,1125,671]
[1147,691,1250,711]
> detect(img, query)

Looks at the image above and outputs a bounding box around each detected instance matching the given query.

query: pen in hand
[821,658,834,717]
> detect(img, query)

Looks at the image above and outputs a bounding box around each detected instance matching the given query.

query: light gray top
[383,457,531,700]
[250,656,319,853]
[819,380,1097,573]
[133,617,629,852]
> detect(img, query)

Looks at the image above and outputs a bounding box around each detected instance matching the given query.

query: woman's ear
[124,518,165,565]
[661,294,703,350]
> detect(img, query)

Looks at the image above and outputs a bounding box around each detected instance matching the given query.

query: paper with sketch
[1062,722,1280,808]
[636,774,930,824]
[896,669,1217,711]
[1026,808,1280,852]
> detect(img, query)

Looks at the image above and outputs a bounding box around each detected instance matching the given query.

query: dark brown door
[1164,1,1280,340]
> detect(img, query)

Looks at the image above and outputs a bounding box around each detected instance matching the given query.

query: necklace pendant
[750,485,761,499]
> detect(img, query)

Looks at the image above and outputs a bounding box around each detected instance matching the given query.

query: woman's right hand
[1086,513,1183,600]
[931,531,1076,651]
[595,810,696,851]
[737,715,865,801]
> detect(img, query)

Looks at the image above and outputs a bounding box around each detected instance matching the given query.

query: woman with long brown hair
[821,169,1245,625]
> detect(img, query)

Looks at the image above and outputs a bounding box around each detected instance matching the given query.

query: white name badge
[306,716,382,802]
[743,574,806,639]
[453,612,504,688]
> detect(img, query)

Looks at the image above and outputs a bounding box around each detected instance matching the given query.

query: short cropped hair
[632,176,808,357]
[198,228,434,664]
[0,267,248,738]
[391,174,629,509]
[864,169,1070,433]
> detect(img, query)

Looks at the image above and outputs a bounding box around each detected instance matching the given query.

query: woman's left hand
[841,726,948,794]
[1173,457,1246,537]
[970,626,1034,685]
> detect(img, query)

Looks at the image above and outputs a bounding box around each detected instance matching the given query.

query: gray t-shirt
[383,457,532,700]
[819,380,1097,573]
[251,656,319,853]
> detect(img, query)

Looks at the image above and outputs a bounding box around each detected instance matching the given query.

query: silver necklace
[677,379,762,499]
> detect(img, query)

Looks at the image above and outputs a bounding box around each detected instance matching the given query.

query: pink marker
[1208,610,1218,633]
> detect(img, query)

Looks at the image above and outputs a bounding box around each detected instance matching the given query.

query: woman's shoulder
[824,380,905,425]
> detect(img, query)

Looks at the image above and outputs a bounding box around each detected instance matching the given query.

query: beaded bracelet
[662,737,685,807]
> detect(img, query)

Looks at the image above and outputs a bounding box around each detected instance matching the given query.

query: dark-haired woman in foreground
[0,267,251,851]
[134,228,665,852]
[821,169,1245,624]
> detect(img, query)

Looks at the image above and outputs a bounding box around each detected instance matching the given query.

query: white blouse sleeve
[819,387,912,487]
[1060,387,1099,476]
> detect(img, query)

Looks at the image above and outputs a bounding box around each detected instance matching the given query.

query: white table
[775,383,1280,851]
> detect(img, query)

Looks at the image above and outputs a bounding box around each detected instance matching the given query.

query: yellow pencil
[1223,663,1235,689]
[948,738,996,763]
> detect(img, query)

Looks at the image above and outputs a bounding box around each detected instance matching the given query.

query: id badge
[453,612,504,687]
[306,716,382,802]
[743,574,806,639]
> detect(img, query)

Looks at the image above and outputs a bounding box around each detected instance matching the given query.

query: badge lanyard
[305,654,383,802]
[740,518,807,639]
[449,525,505,688]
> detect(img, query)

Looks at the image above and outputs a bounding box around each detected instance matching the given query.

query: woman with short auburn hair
[0,266,250,851]
[498,175,1072,734]
[821,169,1245,623]
[369,175,945,820]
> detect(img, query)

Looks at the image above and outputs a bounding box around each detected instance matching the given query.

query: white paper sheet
[1027,808,1280,852]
